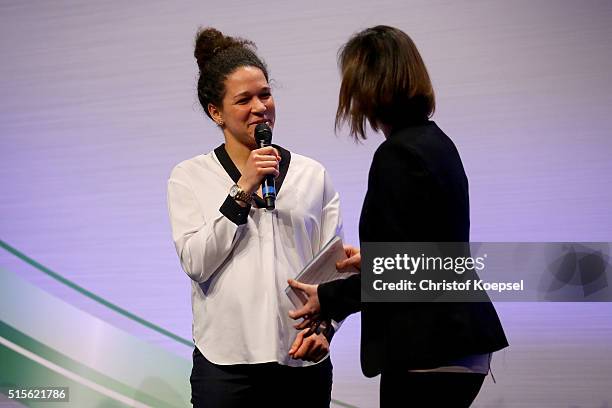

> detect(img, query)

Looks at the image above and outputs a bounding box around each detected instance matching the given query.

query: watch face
[229,185,239,198]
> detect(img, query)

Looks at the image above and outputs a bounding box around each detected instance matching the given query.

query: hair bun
[194,27,253,71]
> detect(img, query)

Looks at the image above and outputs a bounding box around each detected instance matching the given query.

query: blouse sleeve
[318,167,347,333]
[319,168,343,245]
[167,165,248,283]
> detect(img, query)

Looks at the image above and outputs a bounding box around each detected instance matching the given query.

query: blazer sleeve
[318,140,433,320]
[318,274,362,322]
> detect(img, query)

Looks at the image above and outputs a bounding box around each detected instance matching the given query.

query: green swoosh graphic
[0,240,192,348]
[0,241,360,408]
[0,320,177,407]
[0,267,191,406]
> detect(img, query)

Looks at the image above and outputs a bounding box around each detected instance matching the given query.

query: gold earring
[218,120,224,126]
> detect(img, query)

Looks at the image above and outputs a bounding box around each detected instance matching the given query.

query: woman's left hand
[288,329,329,362]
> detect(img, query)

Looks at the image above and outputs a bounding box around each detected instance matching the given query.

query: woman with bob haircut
[168,27,342,407]
[288,25,508,407]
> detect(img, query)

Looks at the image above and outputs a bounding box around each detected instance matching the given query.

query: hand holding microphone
[236,123,279,209]
[254,123,277,210]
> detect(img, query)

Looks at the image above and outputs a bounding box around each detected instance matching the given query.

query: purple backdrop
[1,1,611,406]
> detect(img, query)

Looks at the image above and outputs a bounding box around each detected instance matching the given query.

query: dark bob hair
[336,25,435,140]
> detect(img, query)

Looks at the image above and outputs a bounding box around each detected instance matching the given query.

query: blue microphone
[255,123,276,210]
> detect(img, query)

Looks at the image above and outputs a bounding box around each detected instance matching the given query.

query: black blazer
[318,121,508,377]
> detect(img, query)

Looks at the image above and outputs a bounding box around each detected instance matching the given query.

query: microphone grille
[255,123,272,144]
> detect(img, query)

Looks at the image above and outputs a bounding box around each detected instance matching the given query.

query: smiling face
[208,66,275,150]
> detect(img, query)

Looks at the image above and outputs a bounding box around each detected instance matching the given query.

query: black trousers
[380,371,486,408]
[190,347,333,408]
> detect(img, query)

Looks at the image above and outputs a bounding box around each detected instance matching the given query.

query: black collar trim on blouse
[214,143,291,208]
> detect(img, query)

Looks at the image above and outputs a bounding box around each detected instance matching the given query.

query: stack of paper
[285,236,359,308]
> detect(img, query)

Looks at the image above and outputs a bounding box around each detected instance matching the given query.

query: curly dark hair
[194,27,269,120]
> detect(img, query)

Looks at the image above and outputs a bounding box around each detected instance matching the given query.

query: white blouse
[167,145,342,367]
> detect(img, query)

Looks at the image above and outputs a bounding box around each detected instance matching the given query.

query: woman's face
[216,66,275,149]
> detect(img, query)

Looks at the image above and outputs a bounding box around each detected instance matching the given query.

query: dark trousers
[380,371,486,407]
[191,347,333,408]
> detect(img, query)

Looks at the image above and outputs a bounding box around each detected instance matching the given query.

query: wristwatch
[229,184,252,204]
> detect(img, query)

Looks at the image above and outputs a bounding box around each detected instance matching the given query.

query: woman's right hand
[238,146,280,194]
[336,245,361,272]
